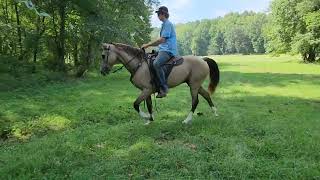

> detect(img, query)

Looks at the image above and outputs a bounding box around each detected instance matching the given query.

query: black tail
[203,57,220,95]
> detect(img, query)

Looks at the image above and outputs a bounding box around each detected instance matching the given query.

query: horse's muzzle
[101,71,107,76]
[100,68,110,76]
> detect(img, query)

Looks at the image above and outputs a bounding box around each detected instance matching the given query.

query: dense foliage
[152,1,319,62]
[1,55,320,178]
[0,0,319,78]
[266,0,320,62]
[167,12,268,56]
[0,0,158,75]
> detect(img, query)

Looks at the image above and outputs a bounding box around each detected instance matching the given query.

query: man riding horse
[100,6,220,125]
[141,6,177,98]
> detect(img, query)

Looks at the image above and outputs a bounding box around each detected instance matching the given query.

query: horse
[100,43,220,125]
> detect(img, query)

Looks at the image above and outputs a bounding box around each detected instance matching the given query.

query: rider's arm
[142,22,172,49]
[145,37,166,47]
[142,21,172,49]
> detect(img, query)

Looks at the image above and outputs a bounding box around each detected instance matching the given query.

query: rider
[141,6,178,98]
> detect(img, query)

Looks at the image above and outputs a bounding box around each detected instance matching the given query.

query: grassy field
[1,55,320,179]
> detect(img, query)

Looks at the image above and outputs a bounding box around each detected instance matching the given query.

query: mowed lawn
[0,55,319,179]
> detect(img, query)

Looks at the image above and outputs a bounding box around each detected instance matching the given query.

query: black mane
[114,43,144,59]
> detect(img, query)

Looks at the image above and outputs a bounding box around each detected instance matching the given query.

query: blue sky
[151,0,271,27]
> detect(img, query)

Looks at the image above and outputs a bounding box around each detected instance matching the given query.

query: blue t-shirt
[159,19,178,56]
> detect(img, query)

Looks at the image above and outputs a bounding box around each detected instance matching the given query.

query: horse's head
[100,43,119,76]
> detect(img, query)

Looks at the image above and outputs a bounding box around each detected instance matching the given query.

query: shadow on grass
[1,60,320,178]
[220,71,320,88]
[0,73,139,141]
[0,93,319,179]
[1,67,320,142]
[0,70,319,140]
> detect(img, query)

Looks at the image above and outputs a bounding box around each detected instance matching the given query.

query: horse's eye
[102,55,105,59]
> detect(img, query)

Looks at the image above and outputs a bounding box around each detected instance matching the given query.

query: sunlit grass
[0,55,319,179]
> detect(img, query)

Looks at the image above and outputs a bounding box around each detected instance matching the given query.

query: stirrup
[156,92,167,98]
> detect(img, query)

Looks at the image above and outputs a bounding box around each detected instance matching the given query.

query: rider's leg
[153,51,171,96]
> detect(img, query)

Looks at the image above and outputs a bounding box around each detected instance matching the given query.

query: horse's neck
[119,51,141,74]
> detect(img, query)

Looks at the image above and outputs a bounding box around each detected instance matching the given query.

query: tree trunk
[4,0,9,23]
[14,2,22,60]
[73,41,79,66]
[303,53,308,62]
[32,17,40,73]
[307,52,316,63]
[75,34,93,78]
[32,17,46,73]
[0,37,2,54]
[86,38,92,68]
[306,47,316,63]
[57,3,66,71]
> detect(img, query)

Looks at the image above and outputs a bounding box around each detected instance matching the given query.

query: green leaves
[20,0,34,9]
[304,11,320,33]
[176,12,268,56]
[38,12,50,17]
[1,0,158,72]
[267,0,320,62]
[16,0,51,17]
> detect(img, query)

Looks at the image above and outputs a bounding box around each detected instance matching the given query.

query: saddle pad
[164,56,184,66]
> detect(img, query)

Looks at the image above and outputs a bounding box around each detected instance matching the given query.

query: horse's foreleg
[183,87,199,124]
[199,86,218,116]
[146,96,154,121]
[133,89,153,124]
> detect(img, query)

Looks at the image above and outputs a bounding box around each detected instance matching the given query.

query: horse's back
[167,56,209,87]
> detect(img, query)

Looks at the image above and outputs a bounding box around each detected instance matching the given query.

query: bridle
[103,45,159,110]
[103,45,145,80]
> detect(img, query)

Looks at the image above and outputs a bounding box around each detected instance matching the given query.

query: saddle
[146,50,184,93]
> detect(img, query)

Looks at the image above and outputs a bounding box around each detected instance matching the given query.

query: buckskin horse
[100,43,220,125]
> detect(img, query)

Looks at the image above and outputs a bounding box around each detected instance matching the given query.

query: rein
[105,45,159,111]
[107,46,145,76]
[105,45,144,74]
[112,56,137,73]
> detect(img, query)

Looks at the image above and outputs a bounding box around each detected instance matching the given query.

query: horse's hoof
[139,111,150,119]
[212,107,218,117]
[182,120,192,125]
[144,120,152,125]
[183,112,193,125]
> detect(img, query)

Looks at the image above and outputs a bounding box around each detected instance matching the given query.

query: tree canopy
[152,12,268,56]
[151,1,319,62]
[0,0,159,75]
[1,0,319,78]
[266,0,320,62]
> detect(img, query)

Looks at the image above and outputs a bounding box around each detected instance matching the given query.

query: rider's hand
[141,44,149,49]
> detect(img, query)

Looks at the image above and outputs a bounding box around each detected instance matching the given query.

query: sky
[151,0,272,27]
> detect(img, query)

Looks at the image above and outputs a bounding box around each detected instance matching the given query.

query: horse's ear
[102,43,108,50]
[112,43,124,50]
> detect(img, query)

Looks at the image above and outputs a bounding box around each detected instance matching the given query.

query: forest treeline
[0,0,158,76]
[0,0,319,78]
[153,0,319,62]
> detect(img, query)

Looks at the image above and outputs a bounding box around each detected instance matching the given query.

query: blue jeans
[153,51,172,90]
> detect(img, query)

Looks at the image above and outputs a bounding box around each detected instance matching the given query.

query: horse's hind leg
[183,87,200,124]
[199,86,218,117]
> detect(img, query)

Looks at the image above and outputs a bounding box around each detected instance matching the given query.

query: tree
[266,0,320,62]
[208,31,226,55]
[191,20,211,56]
[0,0,159,75]
[175,11,268,56]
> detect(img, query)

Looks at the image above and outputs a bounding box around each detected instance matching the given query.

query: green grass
[1,55,320,179]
